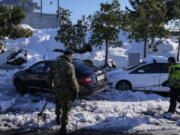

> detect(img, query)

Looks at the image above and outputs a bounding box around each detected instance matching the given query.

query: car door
[159,63,170,92]
[24,62,46,90]
[130,63,160,91]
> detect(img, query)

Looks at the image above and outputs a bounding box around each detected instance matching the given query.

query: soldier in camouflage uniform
[47,49,79,134]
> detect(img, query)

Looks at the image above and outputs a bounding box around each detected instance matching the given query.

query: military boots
[59,125,67,135]
[56,115,60,125]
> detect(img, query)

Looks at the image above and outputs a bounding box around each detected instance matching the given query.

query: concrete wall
[23,13,59,29]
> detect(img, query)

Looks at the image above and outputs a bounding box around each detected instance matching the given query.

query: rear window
[46,60,94,77]
[73,60,93,76]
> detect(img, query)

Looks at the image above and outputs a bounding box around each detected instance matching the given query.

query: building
[23,12,59,29]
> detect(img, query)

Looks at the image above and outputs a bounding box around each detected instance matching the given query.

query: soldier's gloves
[161,81,168,87]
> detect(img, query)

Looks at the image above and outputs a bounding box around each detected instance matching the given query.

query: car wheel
[116,81,132,91]
[14,79,27,95]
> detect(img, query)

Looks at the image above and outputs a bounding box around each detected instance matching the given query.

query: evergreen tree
[168,0,180,61]
[0,0,39,12]
[165,0,179,22]
[173,20,180,62]
[55,7,74,49]
[55,7,89,53]
[124,0,169,58]
[0,6,33,52]
[89,0,122,67]
[72,19,89,52]
[175,1,180,62]
[127,0,179,22]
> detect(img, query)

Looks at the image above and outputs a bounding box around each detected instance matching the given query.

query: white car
[107,61,170,92]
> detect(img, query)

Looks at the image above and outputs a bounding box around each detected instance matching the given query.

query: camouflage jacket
[47,56,79,94]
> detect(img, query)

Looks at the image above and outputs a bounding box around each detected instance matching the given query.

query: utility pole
[57,0,60,11]
[57,0,60,18]
[41,0,43,14]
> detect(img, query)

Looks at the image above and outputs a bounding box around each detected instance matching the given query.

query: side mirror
[138,69,144,73]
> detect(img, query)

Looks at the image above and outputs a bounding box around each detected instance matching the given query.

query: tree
[55,7,74,49]
[164,0,179,22]
[168,0,180,61]
[0,0,39,12]
[0,6,33,52]
[124,0,169,58]
[174,20,180,62]
[71,19,90,52]
[89,0,122,67]
[55,7,89,53]
[174,1,180,62]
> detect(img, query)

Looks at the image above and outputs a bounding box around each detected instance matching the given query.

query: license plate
[97,74,105,81]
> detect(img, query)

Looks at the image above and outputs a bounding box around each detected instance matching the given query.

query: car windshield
[124,62,146,71]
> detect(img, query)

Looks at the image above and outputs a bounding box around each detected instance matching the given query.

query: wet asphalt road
[1,128,180,135]
[0,129,153,135]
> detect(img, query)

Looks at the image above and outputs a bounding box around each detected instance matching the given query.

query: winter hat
[64,49,74,55]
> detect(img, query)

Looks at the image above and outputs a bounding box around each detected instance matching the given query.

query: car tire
[14,79,27,95]
[116,81,132,91]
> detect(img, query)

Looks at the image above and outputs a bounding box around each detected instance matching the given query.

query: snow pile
[17,24,34,31]
[0,28,178,68]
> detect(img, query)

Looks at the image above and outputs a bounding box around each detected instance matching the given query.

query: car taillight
[80,76,92,84]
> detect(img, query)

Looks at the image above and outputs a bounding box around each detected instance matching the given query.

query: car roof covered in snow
[142,55,168,63]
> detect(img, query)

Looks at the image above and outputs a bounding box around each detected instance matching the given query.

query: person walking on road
[162,57,180,113]
[47,49,79,135]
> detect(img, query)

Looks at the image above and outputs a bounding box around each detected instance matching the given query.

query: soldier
[162,57,180,113]
[47,49,79,135]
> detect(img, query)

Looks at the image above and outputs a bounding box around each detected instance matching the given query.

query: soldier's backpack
[169,64,180,88]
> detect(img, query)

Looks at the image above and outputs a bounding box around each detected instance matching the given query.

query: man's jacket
[47,56,79,95]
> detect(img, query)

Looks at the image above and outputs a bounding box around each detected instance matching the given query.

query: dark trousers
[168,88,180,113]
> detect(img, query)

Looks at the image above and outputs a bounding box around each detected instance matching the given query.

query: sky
[33,0,131,23]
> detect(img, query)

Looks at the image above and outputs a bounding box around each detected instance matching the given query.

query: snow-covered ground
[0,26,179,133]
[0,89,180,133]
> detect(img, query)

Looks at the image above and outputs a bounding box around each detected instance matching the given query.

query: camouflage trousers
[55,89,75,126]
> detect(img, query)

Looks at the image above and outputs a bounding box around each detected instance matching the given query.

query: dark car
[13,59,107,97]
